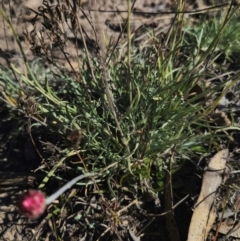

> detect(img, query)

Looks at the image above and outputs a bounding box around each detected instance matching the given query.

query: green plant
[184,9,240,63]
[1,1,240,240]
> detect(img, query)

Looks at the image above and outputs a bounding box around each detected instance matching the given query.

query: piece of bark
[187,149,228,241]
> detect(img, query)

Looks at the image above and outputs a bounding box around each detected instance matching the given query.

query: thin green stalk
[127,0,132,103]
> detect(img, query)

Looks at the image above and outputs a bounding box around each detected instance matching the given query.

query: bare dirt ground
[0,0,209,70]
[0,0,228,241]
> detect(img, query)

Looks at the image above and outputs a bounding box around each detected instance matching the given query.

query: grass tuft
[1,1,240,240]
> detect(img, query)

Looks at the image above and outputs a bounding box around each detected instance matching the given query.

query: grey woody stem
[45,173,96,205]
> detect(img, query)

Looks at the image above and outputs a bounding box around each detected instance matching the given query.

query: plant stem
[45,173,96,205]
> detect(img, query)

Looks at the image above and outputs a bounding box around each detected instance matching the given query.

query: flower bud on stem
[18,173,96,218]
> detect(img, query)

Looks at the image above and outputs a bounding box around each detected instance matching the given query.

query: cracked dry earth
[0,0,228,241]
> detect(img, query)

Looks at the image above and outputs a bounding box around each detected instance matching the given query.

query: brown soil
[0,0,209,71]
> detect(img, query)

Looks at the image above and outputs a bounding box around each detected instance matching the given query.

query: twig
[30,218,48,241]
[96,227,110,241]
[117,199,138,215]
[164,157,181,241]
[129,230,140,241]
[136,217,155,237]
[146,194,190,216]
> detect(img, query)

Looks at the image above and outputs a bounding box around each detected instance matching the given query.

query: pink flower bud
[18,190,46,218]
[17,173,96,219]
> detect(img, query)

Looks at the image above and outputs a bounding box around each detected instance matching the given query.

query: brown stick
[187,149,228,241]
